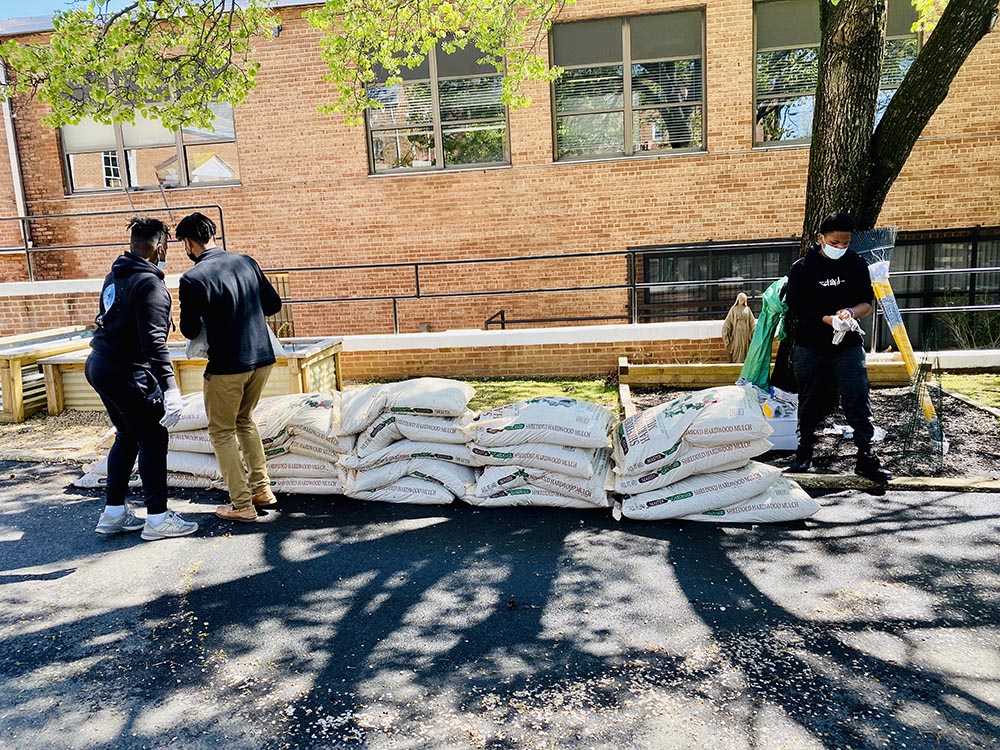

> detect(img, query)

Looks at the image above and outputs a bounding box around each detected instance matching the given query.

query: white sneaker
[141,510,198,541]
[95,505,144,535]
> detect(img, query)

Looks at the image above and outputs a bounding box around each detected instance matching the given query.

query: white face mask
[157,260,167,270]
[823,243,848,260]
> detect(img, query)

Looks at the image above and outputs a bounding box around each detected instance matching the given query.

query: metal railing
[0,204,226,282]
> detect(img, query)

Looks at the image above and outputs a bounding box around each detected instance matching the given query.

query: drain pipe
[0,63,30,261]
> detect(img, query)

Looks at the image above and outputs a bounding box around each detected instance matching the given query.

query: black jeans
[792,343,875,454]
[85,353,169,513]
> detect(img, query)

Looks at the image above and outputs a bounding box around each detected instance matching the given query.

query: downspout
[0,63,30,259]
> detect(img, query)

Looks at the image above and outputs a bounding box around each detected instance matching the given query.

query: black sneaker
[788,448,813,472]
[855,451,892,484]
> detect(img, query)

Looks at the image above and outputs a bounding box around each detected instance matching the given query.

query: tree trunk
[857,0,999,227]
[800,0,887,254]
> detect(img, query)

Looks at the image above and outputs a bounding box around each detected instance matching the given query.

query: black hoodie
[784,244,874,350]
[89,252,177,392]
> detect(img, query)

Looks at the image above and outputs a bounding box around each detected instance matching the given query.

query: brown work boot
[252,488,278,507]
[215,504,258,522]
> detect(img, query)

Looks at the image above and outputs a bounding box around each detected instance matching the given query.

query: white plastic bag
[265,453,338,478]
[682,386,773,447]
[253,394,307,447]
[341,440,477,470]
[476,449,612,505]
[347,476,455,505]
[394,412,473,444]
[285,392,344,444]
[166,451,224,481]
[354,413,404,457]
[167,429,215,454]
[269,476,344,495]
[383,377,476,417]
[614,438,772,495]
[167,392,209,433]
[469,442,596,479]
[621,461,782,521]
[680,477,820,523]
[465,487,605,509]
[469,397,614,449]
[339,384,389,435]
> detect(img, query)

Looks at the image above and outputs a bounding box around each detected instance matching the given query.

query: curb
[785,472,1000,493]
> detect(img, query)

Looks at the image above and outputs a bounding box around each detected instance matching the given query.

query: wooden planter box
[0,326,94,423]
[40,336,343,415]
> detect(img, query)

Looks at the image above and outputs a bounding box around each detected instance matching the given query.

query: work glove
[159,387,184,428]
[831,315,864,345]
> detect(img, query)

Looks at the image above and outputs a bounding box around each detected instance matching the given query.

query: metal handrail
[0,204,226,282]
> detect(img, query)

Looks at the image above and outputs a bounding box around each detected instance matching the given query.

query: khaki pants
[204,365,273,508]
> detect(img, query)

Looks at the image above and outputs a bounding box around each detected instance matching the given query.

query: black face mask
[186,250,198,263]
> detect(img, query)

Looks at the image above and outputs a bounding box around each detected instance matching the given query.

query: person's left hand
[836,308,855,321]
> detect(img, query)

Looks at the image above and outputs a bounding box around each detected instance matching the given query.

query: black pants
[792,344,875,454]
[85,353,169,513]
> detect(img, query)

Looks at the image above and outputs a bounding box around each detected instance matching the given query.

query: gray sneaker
[141,510,198,541]
[95,505,144,535]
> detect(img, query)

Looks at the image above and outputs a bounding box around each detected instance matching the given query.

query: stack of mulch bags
[614,385,820,523]
[338,378,478,505]
[77,392,347,494]
[465,396,615,509]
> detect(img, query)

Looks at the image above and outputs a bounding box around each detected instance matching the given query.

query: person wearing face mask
[176,212,283,522]
[783,212,891,484]
[86,217,197,541]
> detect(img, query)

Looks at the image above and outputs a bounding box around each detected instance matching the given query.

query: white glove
[831,315,864,345]
[159,387,184,428]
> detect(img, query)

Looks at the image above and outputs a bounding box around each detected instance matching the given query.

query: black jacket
[178,248,282,375]
[784,245,874,350]
[89,252,177,391]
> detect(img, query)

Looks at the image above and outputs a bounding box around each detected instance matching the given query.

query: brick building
[0,0,997,344]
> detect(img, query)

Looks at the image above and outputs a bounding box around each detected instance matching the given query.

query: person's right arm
[178,275,204,340]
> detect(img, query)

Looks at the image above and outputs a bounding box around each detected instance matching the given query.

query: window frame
[549,11,708,164]
[60,110,240,195]
[364,47,511,176]
[752,0,921,147]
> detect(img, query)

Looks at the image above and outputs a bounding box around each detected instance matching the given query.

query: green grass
[346,377,620,413]
[940,372,1000,409]
[464,378,619,412]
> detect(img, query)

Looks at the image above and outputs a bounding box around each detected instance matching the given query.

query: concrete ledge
[787,472,1000,492]
[0,274,182,296]
[342,321,723,352]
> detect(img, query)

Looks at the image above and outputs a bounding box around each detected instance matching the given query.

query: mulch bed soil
[628,386,1000,479]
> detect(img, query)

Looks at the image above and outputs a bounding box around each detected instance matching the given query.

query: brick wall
[0,0,997,336]
[341,336,728,380]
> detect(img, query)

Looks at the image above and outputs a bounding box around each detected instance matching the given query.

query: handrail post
[628,251,637,324]
[392,298,399,334]
[414,263,421,297]
[22,219,33,282]
[500,309,506,330]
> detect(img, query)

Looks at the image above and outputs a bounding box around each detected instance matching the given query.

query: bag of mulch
[167,451,224,481]
[269,476,345,495]
[265,453,338,478]
[475,449,613,506]
[613,388,725,475]
[342,458,475,497]
[167,392,210,433]
[469,397,614,449]
[354,413,404,458]
[253,394,307,448]
[341,440,477,470]
[620,461,781,521]
[339,384,389,435]
[285,392,348,446]
[287,435,352,463]
[614,438,772,495]
[348,476,455,505]
[682,386,772,447]
[680,477,820,523]
[469,442,596,479]
[383,377,476,417]
[167,429,215,454]
[465,487,606,509]
[395,412,473,444]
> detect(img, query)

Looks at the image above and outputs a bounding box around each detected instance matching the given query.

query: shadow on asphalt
[1,464,998,749]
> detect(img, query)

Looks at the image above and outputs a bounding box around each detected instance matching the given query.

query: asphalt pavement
[1,460,997,750]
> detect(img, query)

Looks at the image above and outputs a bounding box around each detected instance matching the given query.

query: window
[366,43,509,173]
[754,0,918,144]
[61,102,239,193]
[637,240,798,322]
[102,151,121,188]
[551,11,705,162]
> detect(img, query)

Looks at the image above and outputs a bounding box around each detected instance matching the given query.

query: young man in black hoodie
[784,212,892,484]
[176,213,283,522]
[86,218,198,540]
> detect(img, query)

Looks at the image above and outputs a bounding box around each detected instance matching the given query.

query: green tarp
[738,276,788,390]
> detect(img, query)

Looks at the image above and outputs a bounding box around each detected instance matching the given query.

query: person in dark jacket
[86,217,198,540]
[783,212,891,484]
[176,212,283,522]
